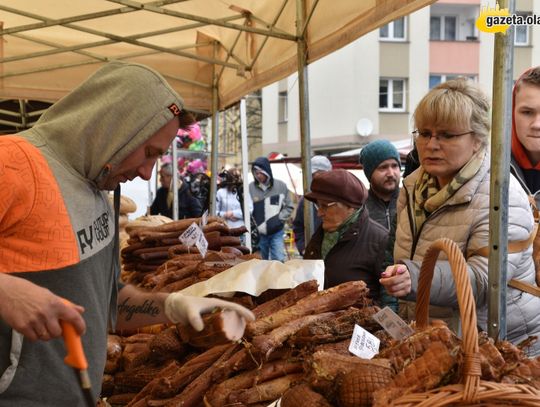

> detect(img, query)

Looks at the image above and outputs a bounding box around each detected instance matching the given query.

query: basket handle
[415,238,481,402]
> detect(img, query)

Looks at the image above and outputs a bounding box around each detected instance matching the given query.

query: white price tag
[201,210,209,227]
[195,233,208,258]
[372,306,414,340]
[179,222,203,247]
[348,324,380,359]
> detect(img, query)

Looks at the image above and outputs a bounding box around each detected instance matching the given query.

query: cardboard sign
[179,222,203,247]
[201,210,209,227]
[372,306,414,340]
[195,233,208,258]
[348,324,380,359]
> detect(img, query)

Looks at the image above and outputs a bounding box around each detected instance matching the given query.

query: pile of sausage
[121,216,250,286]
[102,277,540,406]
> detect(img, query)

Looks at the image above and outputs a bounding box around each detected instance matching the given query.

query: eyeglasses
[413,130,474,145]
[314,201,337,211]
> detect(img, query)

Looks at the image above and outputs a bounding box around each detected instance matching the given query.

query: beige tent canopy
[0,0,434,114]
[0,0,435,238]
[0,0,520,345]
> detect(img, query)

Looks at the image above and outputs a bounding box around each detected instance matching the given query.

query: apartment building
[260,0,540,157]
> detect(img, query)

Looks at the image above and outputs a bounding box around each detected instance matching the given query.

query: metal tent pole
[487,0,515,341]
[147,164,156,215]
[209,43,220,216]
[171,140,179,221]
[296,0,314,244]
[240,98,252,251]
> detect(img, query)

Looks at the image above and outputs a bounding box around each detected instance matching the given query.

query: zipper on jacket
[385,207,390,230]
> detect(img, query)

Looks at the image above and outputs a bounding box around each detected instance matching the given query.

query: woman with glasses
[380,79,540,356]
[303,170,388,300]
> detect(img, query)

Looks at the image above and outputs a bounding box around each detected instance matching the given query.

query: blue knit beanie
[359,140,401,181]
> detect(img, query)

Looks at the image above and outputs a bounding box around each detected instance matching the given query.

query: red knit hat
[305,169,367,208]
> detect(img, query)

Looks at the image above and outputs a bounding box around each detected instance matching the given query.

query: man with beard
[359,139,401,312]
[359,140,401,230]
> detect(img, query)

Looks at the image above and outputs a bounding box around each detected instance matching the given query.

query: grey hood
[20,61,184,188]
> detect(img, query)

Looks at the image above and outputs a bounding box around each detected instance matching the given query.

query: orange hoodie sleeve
[0,136,79,272]
[0,139,36,232]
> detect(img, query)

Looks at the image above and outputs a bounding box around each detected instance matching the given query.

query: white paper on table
[179,259,325,297]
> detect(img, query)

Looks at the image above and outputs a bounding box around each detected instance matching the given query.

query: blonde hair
[413,78,490,148]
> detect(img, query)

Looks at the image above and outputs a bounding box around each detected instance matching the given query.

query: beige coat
[395,151,540,356]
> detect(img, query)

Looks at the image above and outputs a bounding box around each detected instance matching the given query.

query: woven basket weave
[389,238,540,407]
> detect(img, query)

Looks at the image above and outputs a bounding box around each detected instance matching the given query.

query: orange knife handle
[61,321,88,370]
[60,300,88,370]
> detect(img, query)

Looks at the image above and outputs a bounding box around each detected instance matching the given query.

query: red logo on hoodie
[168,103,181,116]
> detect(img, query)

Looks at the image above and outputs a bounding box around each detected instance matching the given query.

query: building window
[465,18,478,41]
[430,15,457,41]
[379,17,406,41]
[379,78,406,112]
[514,14,530,46]
[429,74,477,89]
[278,91,288,122]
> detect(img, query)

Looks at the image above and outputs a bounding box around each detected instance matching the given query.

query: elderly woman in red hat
[303,169,389,300]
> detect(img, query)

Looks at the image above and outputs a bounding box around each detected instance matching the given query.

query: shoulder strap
[467,223,538,258]
[468,194,538,258]
[528,195,540,221]
[508,279,540,297]
[466,194,540,297]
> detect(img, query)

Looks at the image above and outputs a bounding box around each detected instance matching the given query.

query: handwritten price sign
[179,222,208,257]
[179,223,203,247]
[348,324,380,359]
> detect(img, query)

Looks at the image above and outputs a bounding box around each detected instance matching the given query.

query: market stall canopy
[0,0,435,114]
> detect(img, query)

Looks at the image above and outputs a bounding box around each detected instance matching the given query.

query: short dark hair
[515,66,540,92]
[178,110,197,130]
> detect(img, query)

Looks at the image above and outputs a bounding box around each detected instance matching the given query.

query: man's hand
[0,274,86,341]
[379,264,412,298]
[164,293,255,331]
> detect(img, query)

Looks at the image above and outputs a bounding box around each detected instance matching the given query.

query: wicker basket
[389,238,540,407]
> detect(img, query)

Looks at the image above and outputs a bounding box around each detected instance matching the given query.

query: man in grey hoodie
[249,157,294,261]
[0,61,253,406]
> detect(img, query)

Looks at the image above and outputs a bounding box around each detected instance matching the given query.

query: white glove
[164,293,255,332]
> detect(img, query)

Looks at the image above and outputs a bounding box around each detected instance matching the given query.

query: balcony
[429,40,479,75]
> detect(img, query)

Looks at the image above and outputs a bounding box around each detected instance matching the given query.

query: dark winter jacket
[249,157,294,236]
[304,208,388,300]
[150,181,202,219]
[365,188,399,231]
